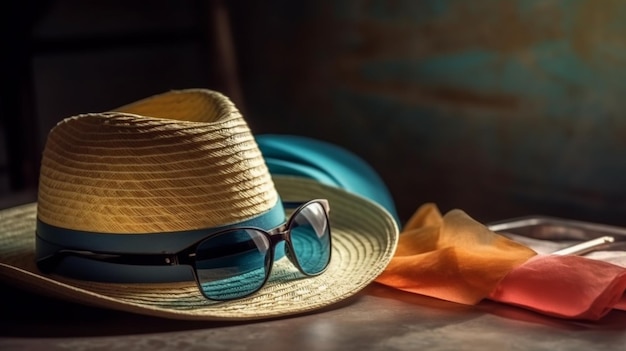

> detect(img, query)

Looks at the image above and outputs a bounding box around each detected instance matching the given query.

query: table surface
[1,280,625,351]
[1,195,625,350]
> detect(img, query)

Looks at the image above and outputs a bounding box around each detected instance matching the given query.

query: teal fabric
[256,134,400,225]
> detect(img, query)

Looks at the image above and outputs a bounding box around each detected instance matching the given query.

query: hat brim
[0,176,398,321]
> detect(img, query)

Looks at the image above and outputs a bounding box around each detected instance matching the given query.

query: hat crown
[37,89,279,233]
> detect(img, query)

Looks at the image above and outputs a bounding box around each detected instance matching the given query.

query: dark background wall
[2,0,626,226]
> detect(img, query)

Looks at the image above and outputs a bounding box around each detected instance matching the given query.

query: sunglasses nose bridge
[268,230,296,265]
[268,230,289,247]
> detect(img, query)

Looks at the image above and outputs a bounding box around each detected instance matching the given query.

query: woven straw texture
[0,176,398,321]
[37,89,277,233]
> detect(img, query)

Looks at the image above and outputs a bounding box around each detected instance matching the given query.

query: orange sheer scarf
[375,203,536,304]
[375,203,626,321]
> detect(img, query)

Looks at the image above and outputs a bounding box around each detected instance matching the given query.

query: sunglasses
[36,199,332,301]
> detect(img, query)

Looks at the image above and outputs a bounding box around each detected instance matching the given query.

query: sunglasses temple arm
[36,249,184,273]
[36,252,67,274]
[282,201,304,209]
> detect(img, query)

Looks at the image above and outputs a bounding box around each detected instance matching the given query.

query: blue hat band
[35,201,286,283]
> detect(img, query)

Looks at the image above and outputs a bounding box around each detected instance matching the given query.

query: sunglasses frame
[36,199,331,301]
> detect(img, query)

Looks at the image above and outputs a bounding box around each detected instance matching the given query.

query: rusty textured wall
[232,0,626,225]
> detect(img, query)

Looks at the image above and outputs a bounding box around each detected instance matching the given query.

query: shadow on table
[0,281,360,338]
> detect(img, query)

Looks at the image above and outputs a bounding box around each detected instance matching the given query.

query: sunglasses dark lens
[289,202,331,275]
[194,229,270,300]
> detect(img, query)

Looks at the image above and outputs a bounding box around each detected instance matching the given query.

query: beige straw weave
[0,89,399,320]
[37,89,277,233]
[0,176,398,320]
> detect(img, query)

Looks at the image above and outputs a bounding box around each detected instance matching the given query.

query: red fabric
[489,255,626,320]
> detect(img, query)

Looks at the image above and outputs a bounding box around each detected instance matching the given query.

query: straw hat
[0,89,398,321]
